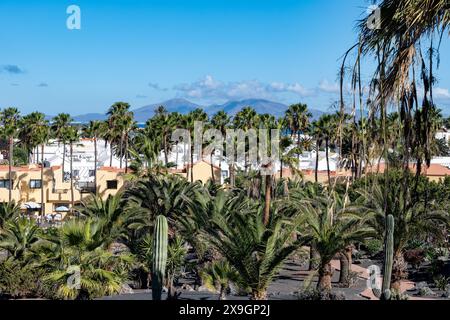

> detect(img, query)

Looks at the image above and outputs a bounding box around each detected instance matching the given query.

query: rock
[119,283,134,295]
[442,288,450,298]
[181,284,195,292]
[418,286,435,297]
[415,282,428,290]
[197,285,216,293]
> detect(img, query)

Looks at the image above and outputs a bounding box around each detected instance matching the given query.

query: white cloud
[318,79,340,93]
[173,75,313,101]
[434,87,450,100]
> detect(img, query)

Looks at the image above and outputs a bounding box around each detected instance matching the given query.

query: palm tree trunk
[175,142,179,169]
[250,289,267,300]
[309,242,320,270]
[280,158,284,179]
[190,146,194,183]
[70,143,74,214]
[94,138,98,195]
[125,133,129,173]
[315,141,320,183]
[338,246,353,287]
[119,135,124,168]
[317,261,333,292]
[263,174,272,226]
[164,135,169,166]
[326,138,331,185]
[8,136,13,203]
[210,149,215,183]
[110,143,113,167]
[219,286,226,300]
[392,251,408,290]
[40,144,45,220]
[62,143,66,182]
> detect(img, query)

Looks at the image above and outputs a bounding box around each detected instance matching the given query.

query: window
[107,180,118,190]
[30,180,42,189]
[73,170,80,178]
[0,180,11,189]
[89,170,95,177]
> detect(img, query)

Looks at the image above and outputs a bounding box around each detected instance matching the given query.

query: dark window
[73,170,80,178]
[89,170,95,177]
[0,180,11,189]
[30,180,42,189]
[107,180,118,190]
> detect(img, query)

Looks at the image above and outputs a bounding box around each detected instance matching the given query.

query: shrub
[365,239,383,257]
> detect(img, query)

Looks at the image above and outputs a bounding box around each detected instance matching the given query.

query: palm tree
[210,111,231,183]
[184,109,208,182]
[124,175,203,226]
[302,192,374,292]
[233,107,259,172]
[78,193,130,247]
[51,113,73,182]
[24,113,50,218]
[42,218,134,300]
[203,192,308,300]
[82,121,102,193]
[65,126,79,214]
[200,260,240,300]
[284,103,311,163]
[357,177,449,289]
[0,108,21,202]
[106,102,134,169]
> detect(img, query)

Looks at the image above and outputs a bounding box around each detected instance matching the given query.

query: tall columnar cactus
[372,214,394,300]
[152,215,168,300]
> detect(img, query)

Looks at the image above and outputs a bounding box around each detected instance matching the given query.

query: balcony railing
[76,182,96,194]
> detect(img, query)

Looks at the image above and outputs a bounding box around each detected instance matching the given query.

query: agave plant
[0,217,41,260]
[0,201,21,230]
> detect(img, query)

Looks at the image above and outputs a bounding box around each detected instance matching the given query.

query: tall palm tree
[66,126,79,214]
[0,108,21,202]
[184,109,208,183]
[233,107,259,172]
[82,121,102,193]
[284,103,311,163]
[27,113,50,218]
[106,102,134,169]
[51,113,73,182]
[210,111,231,183]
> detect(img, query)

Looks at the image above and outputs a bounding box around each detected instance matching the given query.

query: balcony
[76,182,96,194]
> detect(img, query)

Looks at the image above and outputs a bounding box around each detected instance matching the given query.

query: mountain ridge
[71,98,325,123]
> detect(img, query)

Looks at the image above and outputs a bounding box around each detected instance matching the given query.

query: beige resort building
[0,164,127,217]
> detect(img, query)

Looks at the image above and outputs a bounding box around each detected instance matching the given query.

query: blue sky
[1,0,449,115]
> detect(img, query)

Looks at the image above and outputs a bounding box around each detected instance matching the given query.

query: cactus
[372,214,394,300]
[152,215,168,300]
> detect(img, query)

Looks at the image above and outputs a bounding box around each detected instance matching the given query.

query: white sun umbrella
[20,202,42,210]
[55,205,69,212]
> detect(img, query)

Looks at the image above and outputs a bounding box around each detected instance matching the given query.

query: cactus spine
[152,215,168,300]
[372,214,394,300]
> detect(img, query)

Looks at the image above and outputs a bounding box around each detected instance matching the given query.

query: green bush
[365,239,383,257]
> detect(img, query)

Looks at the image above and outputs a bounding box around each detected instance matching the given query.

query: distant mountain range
[71,98,325,123]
